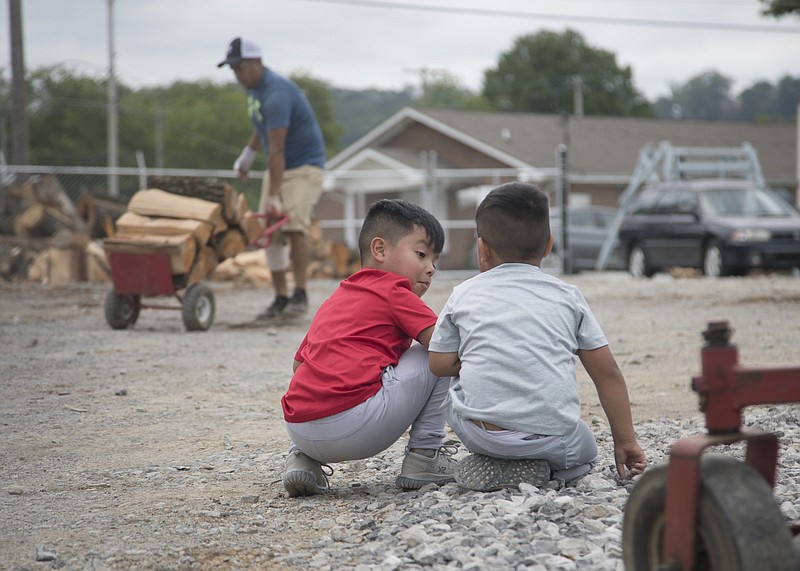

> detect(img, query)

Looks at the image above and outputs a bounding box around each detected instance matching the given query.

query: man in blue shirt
[219,37,326,320]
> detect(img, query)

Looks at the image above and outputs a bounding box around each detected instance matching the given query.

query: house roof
[328,106,797,187]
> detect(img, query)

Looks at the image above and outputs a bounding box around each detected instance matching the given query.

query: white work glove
[265,194,283,218]
[233,146,257,178]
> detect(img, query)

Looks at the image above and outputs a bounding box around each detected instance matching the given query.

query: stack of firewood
[104,178,264,286]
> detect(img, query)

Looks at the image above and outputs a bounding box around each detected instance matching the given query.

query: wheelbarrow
[103,213,289,332]
[622,320,800,570]
[104,251,216,331]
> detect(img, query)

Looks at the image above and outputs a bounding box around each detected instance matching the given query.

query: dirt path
[1,272,798,569]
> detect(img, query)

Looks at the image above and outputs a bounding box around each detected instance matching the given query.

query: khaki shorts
[259,165,324,234]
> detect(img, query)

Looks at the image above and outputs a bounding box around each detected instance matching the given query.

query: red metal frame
[662,320,800,570]
[253,214,290,248]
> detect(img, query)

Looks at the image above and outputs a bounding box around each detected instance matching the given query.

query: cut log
[128,189,227,233]
[213,229,247,261]
[76,192,128,239]
[14,203,74,238]
[187,246,218,286]
[146,177,241,223]
[115,212,214,246]
[85,240,112,283]
[104,233,197,274]
[240,210,266,245]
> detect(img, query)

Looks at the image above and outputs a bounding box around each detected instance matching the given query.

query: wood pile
[105,179,265,287]
[0,175,111,284]
[1,174,359,286]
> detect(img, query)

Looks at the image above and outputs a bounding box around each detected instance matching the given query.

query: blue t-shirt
[247,68,326,169]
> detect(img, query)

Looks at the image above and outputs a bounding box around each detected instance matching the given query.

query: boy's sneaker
[455,453,551,492]
[256,296,289,320]
[284,289,308,316]
[282,449,331,497]
[395,445,458,490]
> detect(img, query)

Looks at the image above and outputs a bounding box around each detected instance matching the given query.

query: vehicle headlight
[730,228,771,241]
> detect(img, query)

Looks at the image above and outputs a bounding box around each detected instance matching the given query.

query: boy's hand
[614,440,647,479]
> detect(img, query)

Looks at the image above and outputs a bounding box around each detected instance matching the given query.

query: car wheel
[703,241,729,277]
[628,245,653,278]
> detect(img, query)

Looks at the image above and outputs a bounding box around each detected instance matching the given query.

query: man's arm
[429,350,461,377]
[266,127,288,211]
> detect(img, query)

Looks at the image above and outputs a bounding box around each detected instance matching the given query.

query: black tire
[104,289,140,330]
[702,240,730,277]
[182,283,215,331]
[622,455,795,571]
[628,244,654,278]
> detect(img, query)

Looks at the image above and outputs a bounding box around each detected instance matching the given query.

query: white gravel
[1,271,799,569]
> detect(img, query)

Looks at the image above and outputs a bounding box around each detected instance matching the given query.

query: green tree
[663,71,737,121]
[482,29,651,116]
[759,0,800,17]
[417,70,490,110]
[774,75,800,120]
[134,80,248,170]
[739,81,776,121]
[290,72,342,156]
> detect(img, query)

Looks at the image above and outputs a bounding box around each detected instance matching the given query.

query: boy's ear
[544,234,555,257]
[476,237,491,264]
[369,236,387,263]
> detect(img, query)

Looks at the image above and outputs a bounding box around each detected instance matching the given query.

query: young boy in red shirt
[280,199,457,496]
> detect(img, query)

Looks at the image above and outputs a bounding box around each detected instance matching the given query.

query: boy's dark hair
[358,199,445,262]
[475,182,551,262]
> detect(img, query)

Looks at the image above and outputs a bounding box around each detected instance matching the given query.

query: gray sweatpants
[285,344,449,463]
[447,410,598,482]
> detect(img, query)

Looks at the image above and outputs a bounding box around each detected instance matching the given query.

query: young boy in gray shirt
[429,182,647,491]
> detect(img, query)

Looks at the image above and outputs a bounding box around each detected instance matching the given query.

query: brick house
[315,107,798,271]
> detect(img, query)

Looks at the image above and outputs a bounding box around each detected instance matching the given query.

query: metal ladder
[594,141,766,270]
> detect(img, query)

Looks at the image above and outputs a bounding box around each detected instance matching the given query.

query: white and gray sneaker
[395,445,458,490]
[282,449,331,497]
[455,453,550,492]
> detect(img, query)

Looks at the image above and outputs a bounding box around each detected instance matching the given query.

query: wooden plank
[115,212,214,246]
[104,232,197,274]
[127,189,227,233]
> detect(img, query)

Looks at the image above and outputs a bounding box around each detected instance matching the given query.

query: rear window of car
[699,187,799,217]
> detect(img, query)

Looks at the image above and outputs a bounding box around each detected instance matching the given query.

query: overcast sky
[4,0,799,101]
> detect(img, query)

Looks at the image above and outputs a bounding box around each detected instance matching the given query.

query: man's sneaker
[284,289,308,316]
[395,445,458,490]
[455,453,551,492]
[256,296,289,320]
[282,449,331,497]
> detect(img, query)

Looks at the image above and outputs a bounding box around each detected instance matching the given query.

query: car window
[699,187,799,218]
[631,191,662,214]
[653,190,680,214]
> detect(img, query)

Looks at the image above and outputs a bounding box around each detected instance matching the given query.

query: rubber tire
[628,244,654,278]
[622,454,796,571]
[104,289,140,330]
[703,241,729,277]
[182,283,215,331]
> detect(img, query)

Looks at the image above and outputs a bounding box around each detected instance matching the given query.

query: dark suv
[618,179,800,277]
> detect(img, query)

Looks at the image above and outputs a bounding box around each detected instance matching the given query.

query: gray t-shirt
[430,263,608,435]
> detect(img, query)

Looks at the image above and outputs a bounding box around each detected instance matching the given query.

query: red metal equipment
[623,320,800,570]
[105,250,216,331]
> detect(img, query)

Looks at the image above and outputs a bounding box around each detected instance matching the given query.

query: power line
[292,0,800,34]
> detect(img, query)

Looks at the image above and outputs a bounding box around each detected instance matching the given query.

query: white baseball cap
[218,37,262,68]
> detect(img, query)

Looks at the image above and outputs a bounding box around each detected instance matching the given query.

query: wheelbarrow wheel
[622,454,795,571]
[104,289,140,330]
[182,283,215,331]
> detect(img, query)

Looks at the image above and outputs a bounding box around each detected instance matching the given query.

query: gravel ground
[1,270,800,570]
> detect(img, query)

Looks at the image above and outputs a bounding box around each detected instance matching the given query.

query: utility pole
[107,0,119,196]
[9,0,30,165]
